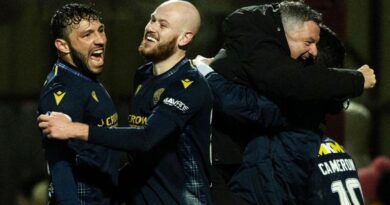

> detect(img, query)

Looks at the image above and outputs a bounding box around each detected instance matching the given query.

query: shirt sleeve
[89,110,178,153]
[211,35,364,102]
[244,43,364,102]
[89,79,211,153]
[39,83,82,204]
[206,72,287,128]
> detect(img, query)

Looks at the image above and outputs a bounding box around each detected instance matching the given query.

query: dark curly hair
[50,3,102,40]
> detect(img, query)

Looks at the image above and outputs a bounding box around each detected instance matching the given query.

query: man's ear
[54,38,70,54]
[178,32,194,47]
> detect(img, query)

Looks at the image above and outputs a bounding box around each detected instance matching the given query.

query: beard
[69,45,99,77]
[139,36,178,63]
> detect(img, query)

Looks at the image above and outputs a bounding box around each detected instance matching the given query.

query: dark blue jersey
[38,59,121,205]
[89,58,213,205]
[205,72,357,205]
[306,137,364,205]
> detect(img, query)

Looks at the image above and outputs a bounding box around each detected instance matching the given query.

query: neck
[153,51,185,76]
[59,55,96,79]
[61,54,77,68]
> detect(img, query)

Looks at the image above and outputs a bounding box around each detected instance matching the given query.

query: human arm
[39,77,212,153]
[193,56,287,127]
[212,44,374,102]
[38,84,80,204]
[38,110,177,153]
[210,6,375,101]
[44,140,79,204]
[206,72,287,128]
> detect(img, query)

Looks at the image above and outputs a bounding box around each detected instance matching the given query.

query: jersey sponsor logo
[318,141,345,156]
[53,90,66,105]
[97,113,118,127]
[91,91,99,102]
[128,114,148,126]
[181,78,193,89]
[163,97,189,112]
[134,84,142,96]
[153,88,165,105]
[318,158,356,175]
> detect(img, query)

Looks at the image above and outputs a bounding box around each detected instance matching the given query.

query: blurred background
[1,0,389,204]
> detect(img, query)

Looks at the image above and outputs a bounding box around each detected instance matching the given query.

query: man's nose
[93,32,106,45]
[145,22,157,32]
[309,44,318,57]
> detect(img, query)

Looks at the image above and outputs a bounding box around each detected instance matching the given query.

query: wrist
[72,122,89,141]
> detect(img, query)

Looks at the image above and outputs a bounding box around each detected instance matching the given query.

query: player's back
[306,137,364,205]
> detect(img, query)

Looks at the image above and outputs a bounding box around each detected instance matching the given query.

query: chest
[82,84,118,127]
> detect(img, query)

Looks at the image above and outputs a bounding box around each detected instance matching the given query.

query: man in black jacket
[209,1,375,187]
[194,24,367,204]
[211,1,375,101]
[196,1,375,204]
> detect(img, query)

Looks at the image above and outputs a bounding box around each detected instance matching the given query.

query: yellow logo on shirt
[134,84,142,96]
[54,90,65,105]
[318,141,345,156]
[153,88,165,105]
[54,65,58,76]
[128,114,148,127]
[91,91,99,102]
[97,113,118,127]
[181,78,193,89]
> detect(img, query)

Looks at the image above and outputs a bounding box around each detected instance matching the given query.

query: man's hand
[358,64,376,89]
[193,55,214,76]
[37,112,89,141]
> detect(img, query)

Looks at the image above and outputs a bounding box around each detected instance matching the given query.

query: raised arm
[211,46,375,102]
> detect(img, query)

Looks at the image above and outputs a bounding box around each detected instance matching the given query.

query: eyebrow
[307,37,317,43]
[151,14,170,26]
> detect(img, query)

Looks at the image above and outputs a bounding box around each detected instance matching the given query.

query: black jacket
[211,4,364,102]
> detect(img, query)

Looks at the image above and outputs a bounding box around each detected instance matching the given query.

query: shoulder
[159,62,212,110]
[40,68,93,105]
[224,4,280,33]
[168,61,210,95]
[135,62,153,80]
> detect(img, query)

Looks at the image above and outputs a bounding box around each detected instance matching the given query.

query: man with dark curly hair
[38,3,121,204]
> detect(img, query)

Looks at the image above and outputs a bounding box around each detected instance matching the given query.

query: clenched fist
[358,65,376,89]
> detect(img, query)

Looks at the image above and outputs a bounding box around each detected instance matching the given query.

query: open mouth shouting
[90,48,104,66]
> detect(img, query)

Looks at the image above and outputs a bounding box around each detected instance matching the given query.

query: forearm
[247,57,365,102]
[213,44,364,102]
[88,112,178,152]
[69,122,89,141]
[207,73,287,128]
